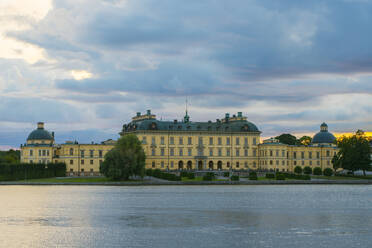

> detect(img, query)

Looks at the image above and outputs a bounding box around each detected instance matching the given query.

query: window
[70,168,73,172]
[179,137,183,145]
[253,138,256,145]
[316,152,320,159]
[69,148,73,156]
[161,161,164,168]
[309,161,312,166]
[81,150,85,158]
[188,137,192,145]
[218,137,222,145]
[253,162,256,168]
[39,150,41,156]
[253,149,256,157]
[227,162,230,168]
[282,150,285,157]
[226,148,230,156]
[236,137,240,145]
[151,137,156,145]
[90,150,94,158]
[270,150,273,156]
[245,162,248,168]
[152,162,155,168]
[209,148,213,156]
[179,148,183,156]
[170,148,174,156]
[30,160,33,163]
[317,161,320,166]
[170,161,174,168]
[282,160,285,165]
[170,137,174,145]
[293,152,297,159]
[99,160,103,165]
[244,149,248,156]
[236,149,240,156]
[152,149,156,156]
[188,148,192,156]
[70,160,73,165]
[301,161,304,166]
[301,152,304,159]
[309,152,312,159]
[209,137,213,145]
[218,148,222,156]
[198,137,203,144]
[142,136,147,144]
[161,136,165,145]
[30,150,33,156]
[226,137,230,145]
[47,150,50,156]
[294,161,297,165]
[42,150,46,156]
[244,137,248,145]
[90,160,93,165]
[276,150,279,156]
[161,148,165,156]
[236,162,239,168]
[327,160,330,165]
[81,159,85,165]
[326,150,330,157]
[270,160,273,165]
[99,150,103,158]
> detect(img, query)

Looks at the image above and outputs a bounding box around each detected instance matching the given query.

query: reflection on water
[0,185,371,247]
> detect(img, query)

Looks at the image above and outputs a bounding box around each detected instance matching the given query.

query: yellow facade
[258,138,338,172]
[21,113,340,175]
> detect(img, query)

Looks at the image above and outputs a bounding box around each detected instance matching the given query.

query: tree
[337,132,371,175]
[297,136,312,146]
[100,134,146,180]
[313,167,322,175]
[303,166,312,175]
[331,153,341,174]
[275,134,297,145]
[323,168,333,176]
[294,166,302,174]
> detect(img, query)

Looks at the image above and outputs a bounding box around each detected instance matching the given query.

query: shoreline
[1,180,372,186]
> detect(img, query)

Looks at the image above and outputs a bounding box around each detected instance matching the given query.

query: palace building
[20,110,339,175]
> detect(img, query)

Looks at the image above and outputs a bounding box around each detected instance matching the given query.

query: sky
[0,0,371,149]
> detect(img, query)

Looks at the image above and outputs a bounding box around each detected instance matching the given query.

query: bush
[303,166,312,175]
[180,171,189,177]
[295,174,311,180]
[187,173,195,179]
[313,167,322,175]
[266,173,275,179]
[230,175,239,181]
[276,173,286,180]
[294,166,303,174]
[249,171,258,180]
[223,172,230,177]
[323,168,333,176]
[145,169,153,176]
[0,162,66,181]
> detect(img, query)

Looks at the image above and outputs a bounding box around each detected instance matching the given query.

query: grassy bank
[17,177,138,183]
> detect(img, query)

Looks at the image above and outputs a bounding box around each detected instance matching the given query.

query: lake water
[0,185,371,248]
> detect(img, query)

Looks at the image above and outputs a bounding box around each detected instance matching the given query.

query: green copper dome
[27,122,54,141]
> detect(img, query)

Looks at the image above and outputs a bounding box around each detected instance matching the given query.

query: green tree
[0,149,20,164]
[100,134,146,180]
[294,166,302,174]
[323,168,333,176]
[303,166,312,175]
[331,153,341,174]
[313,167,322,175]
[297,136,312,146]
[337,132,371,175]
[275,134,297,145]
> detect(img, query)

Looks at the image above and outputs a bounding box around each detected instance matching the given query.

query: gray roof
[27,128,53,141]
[122,119,260,133]
[312,131,336,144]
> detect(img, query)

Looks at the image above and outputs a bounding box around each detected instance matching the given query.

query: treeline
[0,162,66,181]
[275,134,313,146]
[0,149,20,164]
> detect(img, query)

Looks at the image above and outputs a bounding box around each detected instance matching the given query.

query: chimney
[238,112,242,117]
[136,112,141,117]
[174,119,178,123]
[37,122,44,129]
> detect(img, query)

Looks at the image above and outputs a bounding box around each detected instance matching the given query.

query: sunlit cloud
[71,70,93,80]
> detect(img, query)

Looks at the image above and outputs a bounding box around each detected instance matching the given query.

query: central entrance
[198,160,203,170]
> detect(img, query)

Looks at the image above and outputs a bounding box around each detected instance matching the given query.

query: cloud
[0,0,372,147]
